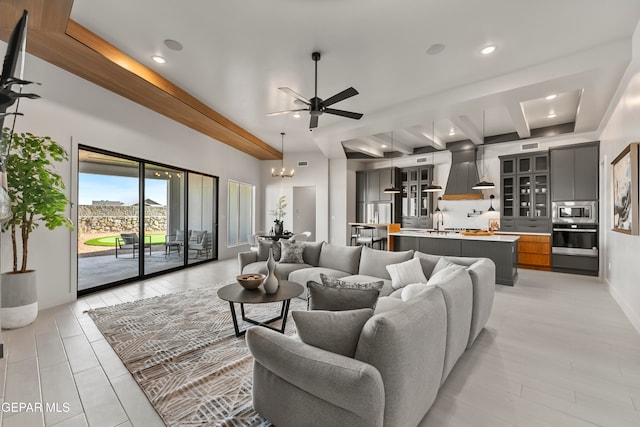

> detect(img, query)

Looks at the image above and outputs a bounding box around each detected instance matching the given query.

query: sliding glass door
[77,147,218,295]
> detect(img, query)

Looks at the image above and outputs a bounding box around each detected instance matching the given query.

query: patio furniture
[165,229,190,256]
[188,230,211,258]
[115,233,152,258]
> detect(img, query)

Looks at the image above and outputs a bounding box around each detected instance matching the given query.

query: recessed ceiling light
[448,129,456,136]
[547,112,557,118]
[163,39,183,51]
[381,144,388,148]
[545,94,557,100]
[480,45,496,55]
[292,112,301,119]
[151,55,166,64]
[426,43,446,55]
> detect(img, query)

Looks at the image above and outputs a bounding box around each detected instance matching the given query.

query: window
[228,180,254,246]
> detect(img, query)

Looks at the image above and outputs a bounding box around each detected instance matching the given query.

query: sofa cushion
[241,261,267,276]
[257,239,272,261]
[292,308,374,358]
[373,296,406,314]
[358,246,413,280]
[307,282,380,311]
[413,251,442,278]
[275,263,312,280]
[302,241,323,266]
[400,262,466,301]
[318,243,362,275]
[386,257,428,290]
[287,267,351,296]
[320,273,384,291]
[280,240,305,264]
[355,286,447,427]
[426,265,473,383]
[339,275,393,297]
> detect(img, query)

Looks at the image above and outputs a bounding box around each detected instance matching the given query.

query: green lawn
[84,234,166,247]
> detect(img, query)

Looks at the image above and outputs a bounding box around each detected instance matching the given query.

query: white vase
[263,248,279,294]
[1,270,38,329]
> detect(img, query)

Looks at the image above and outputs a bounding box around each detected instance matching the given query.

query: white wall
[261,152,329,241]
[1,46,263,309]
[329,158,348,245]
[598,21,640,332]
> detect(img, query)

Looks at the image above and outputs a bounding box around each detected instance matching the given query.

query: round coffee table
[217,280,304,337]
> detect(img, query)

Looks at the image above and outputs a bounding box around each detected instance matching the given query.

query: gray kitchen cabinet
[500,151,550,232]
[366,170,381,202]
[356,168,401,223]
[419,238,460,256]
[550,142,599,201]
[401,166,434,228]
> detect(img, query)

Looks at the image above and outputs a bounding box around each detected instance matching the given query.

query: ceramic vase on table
[274,222,284,235]
[263,248,279,294]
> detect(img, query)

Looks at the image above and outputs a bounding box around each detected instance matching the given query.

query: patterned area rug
[88,282,305,426]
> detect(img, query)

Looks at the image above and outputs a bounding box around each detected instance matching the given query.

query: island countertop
[389,230,520,243]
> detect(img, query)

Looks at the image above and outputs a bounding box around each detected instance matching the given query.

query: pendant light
[472,111,495,190]
[383,131,402,194]
[423,121,443,192]
[271,132,294,178]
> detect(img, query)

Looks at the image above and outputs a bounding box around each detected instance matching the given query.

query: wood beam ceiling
[0,0,281,160]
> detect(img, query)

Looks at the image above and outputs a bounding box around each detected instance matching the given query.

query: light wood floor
[1,260,639,427]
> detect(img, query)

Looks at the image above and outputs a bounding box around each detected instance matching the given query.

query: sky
[78,174,168,205]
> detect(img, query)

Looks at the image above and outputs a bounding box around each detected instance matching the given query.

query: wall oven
[552,201,598,257]
[552,224,598,257]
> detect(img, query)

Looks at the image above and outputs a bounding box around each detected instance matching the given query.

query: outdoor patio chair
[188,230,210,258]
[165,229,191,256]
[115,233,152,258]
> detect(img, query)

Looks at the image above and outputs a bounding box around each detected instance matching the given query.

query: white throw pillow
[400,282,429,301]
[430,257,459,277]
[386,257,428,289]
[426,263,466,287]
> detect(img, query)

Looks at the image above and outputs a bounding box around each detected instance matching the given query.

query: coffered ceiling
[3,0,640,160]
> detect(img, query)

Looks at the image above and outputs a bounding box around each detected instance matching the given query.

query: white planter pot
[1,271,38,329]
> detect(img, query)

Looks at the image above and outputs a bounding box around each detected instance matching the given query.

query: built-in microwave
[552,201,598,224]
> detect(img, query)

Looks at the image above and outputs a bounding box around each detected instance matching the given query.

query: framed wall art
[611,142,639,235]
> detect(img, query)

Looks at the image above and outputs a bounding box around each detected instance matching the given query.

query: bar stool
[356,226,385,249]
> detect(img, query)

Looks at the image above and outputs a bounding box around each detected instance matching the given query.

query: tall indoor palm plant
[1,128,73,328]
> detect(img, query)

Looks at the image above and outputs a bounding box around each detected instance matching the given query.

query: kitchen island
[390,230,520,286]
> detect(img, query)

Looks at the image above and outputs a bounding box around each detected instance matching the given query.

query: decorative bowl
[236,274,265,290]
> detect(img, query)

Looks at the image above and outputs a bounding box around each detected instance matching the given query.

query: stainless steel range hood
[443,141,483,200]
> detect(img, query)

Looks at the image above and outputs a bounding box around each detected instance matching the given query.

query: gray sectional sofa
[239,241,496,426]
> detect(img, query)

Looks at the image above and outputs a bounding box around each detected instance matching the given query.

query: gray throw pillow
[271,240,282,261]
[279,240,305,263]
[307,282,380,311]
[292,308,374,357]
[257,239,272,261]
[319,273,384,291]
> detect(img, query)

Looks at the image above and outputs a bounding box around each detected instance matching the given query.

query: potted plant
[0,128,73,328]
[270,195,287,235]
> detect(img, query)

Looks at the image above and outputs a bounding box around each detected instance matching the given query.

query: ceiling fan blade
[279,87,311,105]
[324,108,363,120]
[310,115,319,129]
[266,108,307,117]
[322,87,359,107]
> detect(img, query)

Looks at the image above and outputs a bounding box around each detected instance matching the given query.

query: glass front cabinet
[500,152,550,232]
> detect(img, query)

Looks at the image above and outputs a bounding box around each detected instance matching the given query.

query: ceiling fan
[267,51,363,129]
